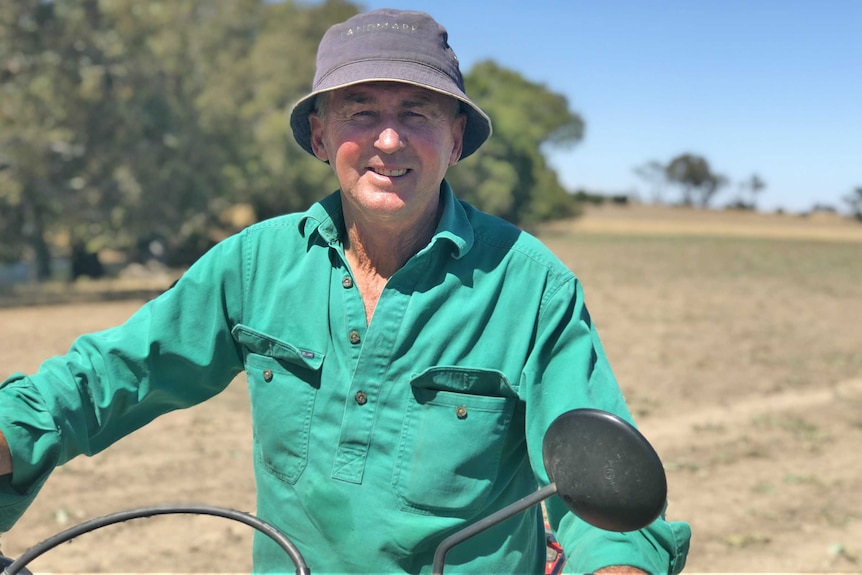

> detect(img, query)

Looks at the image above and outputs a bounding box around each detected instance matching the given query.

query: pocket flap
[231,324,324,370]
[409,366,517,398]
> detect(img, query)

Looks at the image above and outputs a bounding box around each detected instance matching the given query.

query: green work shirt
[0,182,690,574]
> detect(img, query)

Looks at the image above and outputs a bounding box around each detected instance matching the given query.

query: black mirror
[432,408,668,574]
[542,408,667,532]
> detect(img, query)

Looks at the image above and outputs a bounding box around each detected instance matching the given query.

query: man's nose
[374,126,406,154]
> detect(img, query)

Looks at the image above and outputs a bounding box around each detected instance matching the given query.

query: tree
[845,186,862,222]
[93,0,266,265]
[665,153,728,207]
[0,1,98,279]
[739,173,766,210]
[210,0,351,222]
[447,60,585,225]
[633,160,667,204]
[0,0,237,275]
[0,0,350,276]
[726,173,767,211]
[0,0,589,279]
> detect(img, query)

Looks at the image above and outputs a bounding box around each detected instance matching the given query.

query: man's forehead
[334,82,452,105]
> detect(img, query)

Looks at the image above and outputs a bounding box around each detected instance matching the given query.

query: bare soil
[2,204,861,574]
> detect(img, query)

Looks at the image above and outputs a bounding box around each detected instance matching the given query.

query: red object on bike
[545,525,566,575]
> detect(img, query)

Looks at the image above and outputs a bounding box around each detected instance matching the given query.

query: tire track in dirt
[640,378,862,573]
[638,378,862,447]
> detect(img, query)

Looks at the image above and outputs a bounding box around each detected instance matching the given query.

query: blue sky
[358,0,861,213]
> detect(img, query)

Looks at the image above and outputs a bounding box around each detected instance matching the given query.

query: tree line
[634,154,862,220]
[0,0,585,281]
[633,154,766,211]
[845,187,862,221]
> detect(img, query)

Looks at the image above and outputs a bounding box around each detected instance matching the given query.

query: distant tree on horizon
[665,153,728,207]
[741,174,766,209]
[726,173,767,211]
[633,160,667,204]
[845,186,862,222]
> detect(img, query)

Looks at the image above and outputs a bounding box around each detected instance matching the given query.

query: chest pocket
[393,367,518,516]
[232,324,324,485]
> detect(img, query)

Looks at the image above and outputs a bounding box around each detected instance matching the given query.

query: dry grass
[547,203,862,243]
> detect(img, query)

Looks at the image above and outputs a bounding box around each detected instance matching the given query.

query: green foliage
[0,0,350,275]
[448,60,584,226]
[0,1,584,277]
[209,0,352,221]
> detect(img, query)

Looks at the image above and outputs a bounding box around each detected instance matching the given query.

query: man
[0,8,690,574]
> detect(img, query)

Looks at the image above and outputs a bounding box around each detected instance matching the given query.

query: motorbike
[1,409,667,575]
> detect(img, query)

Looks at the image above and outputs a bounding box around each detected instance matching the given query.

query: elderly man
[0,8,690,574]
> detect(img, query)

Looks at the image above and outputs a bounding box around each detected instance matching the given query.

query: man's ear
[448,113,467,166]
[309,113,330,162]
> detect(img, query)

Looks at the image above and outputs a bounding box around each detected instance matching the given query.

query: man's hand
[0,429,12,476]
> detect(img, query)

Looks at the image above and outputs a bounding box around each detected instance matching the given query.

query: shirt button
[355,391,368,405]
[349,330,361,344]
[456,405,468,419]
[262,369,273,382]
[342,276,354,289]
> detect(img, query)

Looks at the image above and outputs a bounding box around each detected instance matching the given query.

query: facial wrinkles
[311,84,464,208]
[312,84,462,157]
[335,112,452,180]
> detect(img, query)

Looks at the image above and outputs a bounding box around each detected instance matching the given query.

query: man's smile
[371,167,409,177]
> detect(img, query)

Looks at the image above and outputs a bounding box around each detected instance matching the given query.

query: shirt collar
[297,180,475,259]
[299,191,344,246]
[432,180,474,259]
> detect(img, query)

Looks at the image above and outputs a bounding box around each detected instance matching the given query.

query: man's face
[309,82,466,227]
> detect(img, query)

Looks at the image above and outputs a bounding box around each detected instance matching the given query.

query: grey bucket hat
[289,9,492,161]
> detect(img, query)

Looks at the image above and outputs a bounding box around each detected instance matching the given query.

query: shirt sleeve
[521,275,691,575]
[0,233,247,532]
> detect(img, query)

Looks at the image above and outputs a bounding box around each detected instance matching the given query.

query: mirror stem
[431,483,558,575]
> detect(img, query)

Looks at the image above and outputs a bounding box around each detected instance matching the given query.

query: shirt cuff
[561,515,691,575]
[0,374,62,532]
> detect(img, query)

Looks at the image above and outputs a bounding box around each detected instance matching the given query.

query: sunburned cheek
[334,141,363,165]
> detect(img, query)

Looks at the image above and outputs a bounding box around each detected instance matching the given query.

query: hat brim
[289,60,492,161]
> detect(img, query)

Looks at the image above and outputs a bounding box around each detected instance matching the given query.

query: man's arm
[0,429,11,476]
[524,274,690,574]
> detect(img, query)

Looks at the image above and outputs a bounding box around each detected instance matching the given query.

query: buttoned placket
[328,248,422,485]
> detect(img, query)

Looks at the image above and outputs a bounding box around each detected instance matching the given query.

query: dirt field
[1,204,861,574]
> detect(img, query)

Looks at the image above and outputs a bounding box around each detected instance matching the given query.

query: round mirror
[541,409,667,532]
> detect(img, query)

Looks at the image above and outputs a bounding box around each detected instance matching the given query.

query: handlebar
[1,504,310,575]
